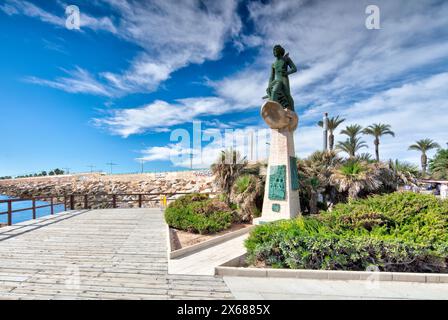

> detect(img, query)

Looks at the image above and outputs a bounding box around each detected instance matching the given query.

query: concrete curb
[169,225,254,259]
[215,254,448,283]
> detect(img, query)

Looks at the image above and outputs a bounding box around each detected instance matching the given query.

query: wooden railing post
[7,201,12,226]
[70,195,75,210]
[32,198,36,220]
[112,195,117,208]
[84,195,88,209]
[50,198,54,215]
[138,194,142,208]
[64,195,67,211]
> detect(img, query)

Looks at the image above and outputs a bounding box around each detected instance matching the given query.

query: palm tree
[429,148,448,179]
[317,116,346,150]
[388,159,419,186]
[362,123,395,162]
[298,151,342,213]
[340,124,363,139]
[329,160,381,200]
[356,153,374,162]
[336,124,368,158]
[211,149,247,204]
[408,139,440,176]
[336,138,368,158]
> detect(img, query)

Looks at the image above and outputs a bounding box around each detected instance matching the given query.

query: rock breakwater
[0,171,218,209]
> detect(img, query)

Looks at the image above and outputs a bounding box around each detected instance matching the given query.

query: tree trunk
[421,153,427,176]
[374,138,380,162]
[329,133,335,151]
[309,190,318,214]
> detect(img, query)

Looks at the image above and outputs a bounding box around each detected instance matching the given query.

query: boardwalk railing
[0,196,64,226]
[0,192,215,226]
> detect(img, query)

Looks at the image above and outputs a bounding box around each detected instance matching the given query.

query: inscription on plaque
[290,156,299,190]
[272,203,281,212]
[268,165,286,200]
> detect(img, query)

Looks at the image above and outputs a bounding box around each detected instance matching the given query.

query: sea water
[0,194,65,225]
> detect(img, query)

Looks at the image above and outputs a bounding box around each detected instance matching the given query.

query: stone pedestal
[254,101,301,225]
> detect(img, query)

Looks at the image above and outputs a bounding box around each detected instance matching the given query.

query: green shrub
[246,192,448,272]
[165,193,233,234]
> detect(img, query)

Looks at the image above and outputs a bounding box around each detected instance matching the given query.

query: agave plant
[408,139,440,176]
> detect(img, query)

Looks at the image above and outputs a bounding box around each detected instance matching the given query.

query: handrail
[0,192,216,226]
[0,196,65,226]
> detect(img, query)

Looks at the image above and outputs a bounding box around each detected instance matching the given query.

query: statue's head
[273,45,285,58]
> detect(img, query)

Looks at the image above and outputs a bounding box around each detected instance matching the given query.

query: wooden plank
[0,208,232,300]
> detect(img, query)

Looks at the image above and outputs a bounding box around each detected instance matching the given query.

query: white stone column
[254,127,301,224]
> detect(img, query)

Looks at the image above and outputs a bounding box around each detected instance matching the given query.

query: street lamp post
[323,112,329,151]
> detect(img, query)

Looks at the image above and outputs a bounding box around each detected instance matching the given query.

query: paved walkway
[0,209,232,300]
[2,209,448,300]
[223,277,448,300]
[169,234,248,275]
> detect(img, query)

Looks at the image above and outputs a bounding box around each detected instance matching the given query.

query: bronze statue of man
[266,45,297,111]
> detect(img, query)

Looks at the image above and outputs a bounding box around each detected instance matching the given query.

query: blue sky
[1,0,447,176]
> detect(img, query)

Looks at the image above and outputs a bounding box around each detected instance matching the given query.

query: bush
[246,192,448,272]
[165,193,233,234]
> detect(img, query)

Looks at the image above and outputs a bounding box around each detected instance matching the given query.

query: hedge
[245,192,448,272]
[165,193,233,234]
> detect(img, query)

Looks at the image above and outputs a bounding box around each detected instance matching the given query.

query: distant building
[417,179,448,199]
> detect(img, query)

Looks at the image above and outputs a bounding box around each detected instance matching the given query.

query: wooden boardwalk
[0,209,233,300]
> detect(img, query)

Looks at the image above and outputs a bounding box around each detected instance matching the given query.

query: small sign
[272,203,281,212]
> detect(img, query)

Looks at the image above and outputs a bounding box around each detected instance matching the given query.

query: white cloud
[93,96,253,137]
[1,0,117,33]
[99,0,241,93]
[1,0,65,26]
[13,0,242,95]
[25,67,112,96]
[137,125,270,169]
[211,0,448,112]
[296,72,448,165]
[125,72,447,168]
